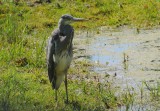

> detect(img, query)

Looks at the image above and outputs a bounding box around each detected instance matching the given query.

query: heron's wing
[46,34,57,88]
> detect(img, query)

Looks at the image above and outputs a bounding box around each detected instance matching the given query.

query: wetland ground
[73,26,160,110]
[0,0,160,111]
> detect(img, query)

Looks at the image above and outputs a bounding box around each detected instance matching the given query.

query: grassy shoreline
[1,0,160,30]
[0,0,160,110]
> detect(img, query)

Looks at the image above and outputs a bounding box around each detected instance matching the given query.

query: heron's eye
[66,17,72,21]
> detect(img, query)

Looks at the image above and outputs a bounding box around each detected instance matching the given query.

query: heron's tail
[51,78,56,90]
[52,74,64,90]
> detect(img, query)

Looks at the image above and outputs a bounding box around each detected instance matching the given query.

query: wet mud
[73,27,160,110]
[74,27,160,83]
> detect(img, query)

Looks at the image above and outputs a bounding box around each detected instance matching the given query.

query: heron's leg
[64,74,68,103]
[55,90,57,101]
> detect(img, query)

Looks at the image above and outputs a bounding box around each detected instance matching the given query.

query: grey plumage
[46,14,86,102]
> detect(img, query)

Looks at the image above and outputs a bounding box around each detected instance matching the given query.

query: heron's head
[58,14,86,26]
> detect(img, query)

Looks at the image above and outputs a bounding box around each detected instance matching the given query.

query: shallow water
[80,27,160,82]
[89,36,137,66]
[74,27,160,110]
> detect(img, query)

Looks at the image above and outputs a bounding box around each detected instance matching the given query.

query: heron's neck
[58,24,65,31]
[58,24,72,34]
[58,19,71,31]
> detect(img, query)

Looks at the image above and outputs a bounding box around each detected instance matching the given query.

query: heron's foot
[55,97,57,102]
[55,90,58,102]
[64,99,69,104]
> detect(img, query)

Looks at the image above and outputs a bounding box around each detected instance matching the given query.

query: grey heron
[47,14,86,102]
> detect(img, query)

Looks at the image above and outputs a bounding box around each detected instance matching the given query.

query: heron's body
[47,25,74,89]
[46,14,85,102]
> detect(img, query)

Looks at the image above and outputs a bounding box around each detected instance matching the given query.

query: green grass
[144,81,160,101]
[0,0,160,110]
[0,63,121,111]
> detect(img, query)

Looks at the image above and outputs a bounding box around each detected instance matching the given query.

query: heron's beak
[72,17,88,22]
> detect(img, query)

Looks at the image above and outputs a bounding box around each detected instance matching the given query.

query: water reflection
[88,36,137,71]
[91,55,120,65]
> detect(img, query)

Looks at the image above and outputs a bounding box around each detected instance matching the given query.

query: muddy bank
[70,27,160,110]
[74,27,160,83]
[72,27,160,110]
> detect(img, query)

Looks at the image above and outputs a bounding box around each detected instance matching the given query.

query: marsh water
[74,27,160,110]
